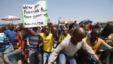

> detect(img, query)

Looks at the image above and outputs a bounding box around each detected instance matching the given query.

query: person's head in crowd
[48,22,53,27]
[37,27,41,30]
[0,27,3,33]
[32,27,38,32]
[69,23,75,31]
[2,26,6,31]
[9,25,14,30]
[5,26,9,30]
[70,26,86,45]
[88,29,100,43]
[85,24,92,31]
[43,26,49,36]
[59,25,64,30]
[63,27,68,36]
[93,23,101,30]
[53,26,57,31]
[16,25,24,32]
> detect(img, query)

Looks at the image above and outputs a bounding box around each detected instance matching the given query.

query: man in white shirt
[48,26,99,64]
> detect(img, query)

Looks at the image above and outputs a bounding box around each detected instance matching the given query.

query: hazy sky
[0,0,113,24]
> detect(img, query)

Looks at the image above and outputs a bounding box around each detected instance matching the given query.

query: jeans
[2,44,14,64]
[3,44,14,54]
[29,48,42,64]
[43,52,51,64]
[100,50,112,64]
[5,49,27,64]
[77,49,100,64]
[87,54,99,64]
[58,53,66,64]
[58,52,77,64]
[0,43,14,53]
[5,49,21,64]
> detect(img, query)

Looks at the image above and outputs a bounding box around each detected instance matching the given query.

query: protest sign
[22,0,48,27]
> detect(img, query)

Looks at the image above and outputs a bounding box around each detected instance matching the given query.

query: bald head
[71,27,86,37]
[70,27,86,45]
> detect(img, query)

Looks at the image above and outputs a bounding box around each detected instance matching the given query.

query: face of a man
[73,32,85,42]
[71,28,86,45]
[44,28,49,36]
[89,31,98,42]
[63,29,68,35]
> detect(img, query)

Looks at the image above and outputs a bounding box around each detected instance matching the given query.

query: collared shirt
[48,34,97,64]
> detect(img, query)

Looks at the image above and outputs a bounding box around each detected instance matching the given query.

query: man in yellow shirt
[39,27,54,64]
[59,28,69,43]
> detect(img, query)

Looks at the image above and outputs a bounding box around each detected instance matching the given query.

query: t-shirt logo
[44,39,49,43]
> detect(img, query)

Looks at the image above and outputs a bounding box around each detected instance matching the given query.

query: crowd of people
[0,21,113,64]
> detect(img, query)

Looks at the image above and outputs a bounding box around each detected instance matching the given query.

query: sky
[0,0,113,24]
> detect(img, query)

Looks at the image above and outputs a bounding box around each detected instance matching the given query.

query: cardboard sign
[22,1,48,27]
